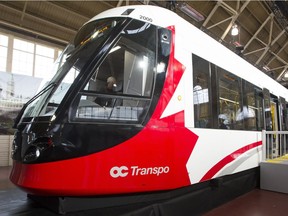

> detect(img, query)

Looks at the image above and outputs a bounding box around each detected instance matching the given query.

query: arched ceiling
[0,1,287,87]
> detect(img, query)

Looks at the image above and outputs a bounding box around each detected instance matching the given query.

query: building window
[12,38,34,76]
[0,32,63,79]
[0,34,8,72]
[34,44,55,79]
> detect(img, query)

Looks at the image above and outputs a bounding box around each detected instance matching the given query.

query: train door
[263,88,275,157]
[271,97,282,157]
[270,100,278,132]
[279,97,288,131]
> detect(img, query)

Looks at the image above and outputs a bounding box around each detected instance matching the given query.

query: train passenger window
[254,88,265,131]
[217,67,242,130]
[242,81,260,130]
[263,88,272,131]
[192,56,266,131]
[192,54,212,128]
[285,103,288,130]
[72,19,159,123]
[279,97,288,130]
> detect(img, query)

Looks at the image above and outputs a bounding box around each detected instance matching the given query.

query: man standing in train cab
[106,76,117,93]
[95,76,117,107]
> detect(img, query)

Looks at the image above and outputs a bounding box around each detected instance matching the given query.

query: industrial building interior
[0,0,288,215]
[0,0,287,86]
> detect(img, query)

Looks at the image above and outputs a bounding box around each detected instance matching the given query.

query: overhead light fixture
[231,25,239,36]
[178,2,204,22]
[263,65,270,71]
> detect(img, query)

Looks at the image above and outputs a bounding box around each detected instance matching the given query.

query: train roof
[88,5,177,28]
[86,5,288,100]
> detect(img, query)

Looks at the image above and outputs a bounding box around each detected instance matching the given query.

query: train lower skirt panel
[28,167,259,214]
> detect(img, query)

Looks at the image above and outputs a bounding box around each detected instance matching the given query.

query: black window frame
[192,53,266,131]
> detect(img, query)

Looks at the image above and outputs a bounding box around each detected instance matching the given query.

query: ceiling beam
[243,14,272,51]
[0,19,68,45]
[255,14,274,64]
[20,1,28,25]
[47,1,91,21]
[202,0,221,28]
[267,37,288,66]
[0,2,77,34]
[221,0,250,40]
[277,65,288,81]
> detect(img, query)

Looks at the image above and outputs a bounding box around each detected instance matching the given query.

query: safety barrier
[262,130,288,161]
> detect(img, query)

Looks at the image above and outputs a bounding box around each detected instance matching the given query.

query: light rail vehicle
[10,5,288,203]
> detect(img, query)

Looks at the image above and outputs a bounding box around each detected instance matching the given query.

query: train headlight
[35,148,40,158]
[23,137,53,163]
[11,139,18,156]
[11,132,21,160]
[23,146,41,163]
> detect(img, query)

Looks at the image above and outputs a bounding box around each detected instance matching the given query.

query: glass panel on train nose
[74,20,159,123]
[17,18,126,121]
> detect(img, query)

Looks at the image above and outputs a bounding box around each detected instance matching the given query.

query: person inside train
[106,76,117,92]
[95,76,117,107]
[219,114,229,129]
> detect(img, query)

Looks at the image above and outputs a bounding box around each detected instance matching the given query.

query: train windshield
[18,18,127,121]
[72,19,164,123]
[16,17,171,125]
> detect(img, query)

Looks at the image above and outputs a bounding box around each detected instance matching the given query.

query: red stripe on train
[200,141,262,182]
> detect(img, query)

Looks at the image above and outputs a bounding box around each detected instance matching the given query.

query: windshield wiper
[13,82,57,128]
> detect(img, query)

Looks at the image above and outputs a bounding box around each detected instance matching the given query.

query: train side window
[217,67,242,130]
[242,81,260,131]
[285,103,288,130]
[263,88,272,131]
[192,54,212,128]
[254,88,265,131]
[279,97,288,130]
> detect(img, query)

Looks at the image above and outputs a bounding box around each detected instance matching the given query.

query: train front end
[10,6,196,196]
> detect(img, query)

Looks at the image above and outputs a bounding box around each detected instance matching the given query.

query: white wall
[0,135,13,166]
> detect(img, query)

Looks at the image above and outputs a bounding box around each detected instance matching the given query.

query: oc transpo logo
[110,165,170,178]
[110,166,129,178]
